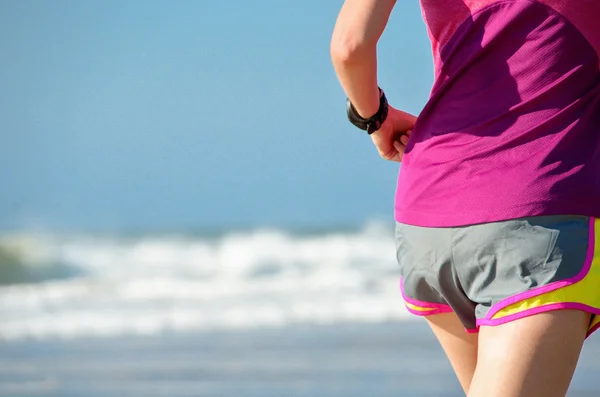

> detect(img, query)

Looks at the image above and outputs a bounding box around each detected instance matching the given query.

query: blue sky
[1,1,433,231]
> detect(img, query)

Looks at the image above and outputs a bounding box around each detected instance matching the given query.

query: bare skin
[331,0,415,162]
[468,310,590,397]
[331,2,591,395]
[370,106,416,162]
[426,313,478,393]
[427,310,590,397]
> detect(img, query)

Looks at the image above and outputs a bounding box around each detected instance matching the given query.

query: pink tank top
[395,0,600,226]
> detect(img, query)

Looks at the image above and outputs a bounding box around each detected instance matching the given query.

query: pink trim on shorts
[478,303,600,339]
[484,217,596,320]
[400,278,453,312]
[465,327,480,334]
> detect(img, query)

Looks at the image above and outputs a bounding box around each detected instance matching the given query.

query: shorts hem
[477,303,600,339]
[400,277,452,316]
[484,217,596,320]
[404,305,454,316]
[588,321,600,338]
[402,303,479,334]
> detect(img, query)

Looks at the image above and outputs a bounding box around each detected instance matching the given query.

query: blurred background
[1,1,598,396]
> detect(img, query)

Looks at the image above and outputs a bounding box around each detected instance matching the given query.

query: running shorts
[395,215,600,338]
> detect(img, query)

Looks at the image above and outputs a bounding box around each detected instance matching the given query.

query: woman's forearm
[330,0,396,118]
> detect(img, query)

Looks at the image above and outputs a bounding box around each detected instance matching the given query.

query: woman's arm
[330,0,396,118]
[331,0,416,163]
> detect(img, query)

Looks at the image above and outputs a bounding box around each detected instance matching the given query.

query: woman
[330,1,600,396]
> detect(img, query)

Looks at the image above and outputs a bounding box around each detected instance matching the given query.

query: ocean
[0,221,407,339]
[0,222,598,396]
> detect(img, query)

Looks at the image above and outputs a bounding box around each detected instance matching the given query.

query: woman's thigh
[426,313,479,394]
[468,310,590,397]
[396,216,600,395]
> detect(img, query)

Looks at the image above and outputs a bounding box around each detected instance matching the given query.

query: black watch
[346,88,388,135]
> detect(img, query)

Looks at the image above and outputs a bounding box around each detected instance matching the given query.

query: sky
[0,1,433,232]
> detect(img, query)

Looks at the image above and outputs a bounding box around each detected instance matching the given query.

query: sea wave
[0,222,412,340]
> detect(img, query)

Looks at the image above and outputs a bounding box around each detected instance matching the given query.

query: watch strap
[346,89,389,135]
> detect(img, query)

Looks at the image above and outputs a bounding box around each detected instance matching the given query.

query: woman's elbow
[330,30,370,64]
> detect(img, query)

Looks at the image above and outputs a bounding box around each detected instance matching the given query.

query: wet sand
[0,322,598,397]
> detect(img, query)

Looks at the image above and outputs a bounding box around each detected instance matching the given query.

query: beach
[0,322,598,397]
[1,228,599,396]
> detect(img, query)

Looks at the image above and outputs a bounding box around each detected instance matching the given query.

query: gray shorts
[395,215,600,336]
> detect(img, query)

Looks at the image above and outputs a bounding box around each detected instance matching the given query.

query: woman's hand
[370,106,417,162]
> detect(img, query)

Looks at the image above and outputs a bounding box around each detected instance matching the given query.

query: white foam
[0,222,413,340]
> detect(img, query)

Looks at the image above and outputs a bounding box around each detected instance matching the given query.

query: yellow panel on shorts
[591,315,600,330]
[405,302,437,312]
[492,219,600,333]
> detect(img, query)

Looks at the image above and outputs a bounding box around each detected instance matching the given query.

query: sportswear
[396,215,600,337]
[395,0,600,227]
